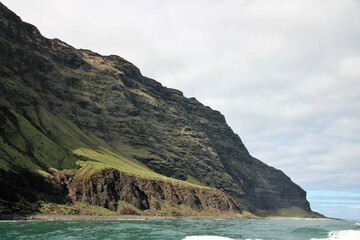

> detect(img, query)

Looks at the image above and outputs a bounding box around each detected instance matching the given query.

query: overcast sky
[2,0,359,219]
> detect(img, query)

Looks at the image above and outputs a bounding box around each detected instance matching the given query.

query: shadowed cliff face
[0,2,310,215]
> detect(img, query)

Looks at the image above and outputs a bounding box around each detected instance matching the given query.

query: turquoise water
[0,218,359,240]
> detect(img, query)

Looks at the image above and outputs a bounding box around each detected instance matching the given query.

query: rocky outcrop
[0,2,312,215]
[58,169,240,212]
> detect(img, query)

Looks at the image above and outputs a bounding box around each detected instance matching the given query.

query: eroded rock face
[57,169,240,212]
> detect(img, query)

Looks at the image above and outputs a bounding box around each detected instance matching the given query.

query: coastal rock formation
[0,2,311,216]
[60,169,239,212]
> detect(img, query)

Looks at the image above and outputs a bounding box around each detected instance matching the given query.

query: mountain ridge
[0,2,315,218]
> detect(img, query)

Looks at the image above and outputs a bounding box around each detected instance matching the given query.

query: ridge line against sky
[1,0,359,219]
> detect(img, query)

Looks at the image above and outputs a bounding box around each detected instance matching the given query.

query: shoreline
[0,213,333,221]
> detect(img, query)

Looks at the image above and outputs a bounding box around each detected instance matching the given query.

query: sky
[2,0,359,220]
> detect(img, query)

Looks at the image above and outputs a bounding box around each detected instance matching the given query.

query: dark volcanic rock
[0,2,311,215]
[64,169,240,212]
[0,168,68,213]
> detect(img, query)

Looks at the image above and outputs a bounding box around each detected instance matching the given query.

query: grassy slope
[0,104,208,189]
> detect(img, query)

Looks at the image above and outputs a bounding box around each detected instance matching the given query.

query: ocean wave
[311,230,360,240]
[183,236,234,240]
[354,222,360,226]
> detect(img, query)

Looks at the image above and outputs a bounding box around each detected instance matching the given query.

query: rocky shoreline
[0,213,332,221]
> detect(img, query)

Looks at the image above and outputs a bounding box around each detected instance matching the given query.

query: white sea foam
[183,236,233,240]
[311,230,360,240]
[354,222,360,226]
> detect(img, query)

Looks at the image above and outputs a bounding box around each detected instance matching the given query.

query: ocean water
[0,218,359,240]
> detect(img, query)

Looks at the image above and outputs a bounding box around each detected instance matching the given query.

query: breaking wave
[311,230,360,240]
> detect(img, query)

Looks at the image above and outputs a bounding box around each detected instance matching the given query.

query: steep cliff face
[0,2,311,216]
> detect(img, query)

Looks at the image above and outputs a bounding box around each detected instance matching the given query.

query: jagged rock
[65,169,240,212]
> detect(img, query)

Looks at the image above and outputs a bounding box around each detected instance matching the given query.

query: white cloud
[339,57,360,79]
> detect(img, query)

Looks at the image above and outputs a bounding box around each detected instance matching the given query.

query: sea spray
[311,230,360,240]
